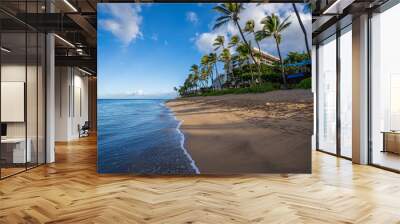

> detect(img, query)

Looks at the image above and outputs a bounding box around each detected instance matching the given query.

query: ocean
[97,99,199,174]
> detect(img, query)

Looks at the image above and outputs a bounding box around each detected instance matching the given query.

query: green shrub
[296,77,311,89]
[261,73,281,83]
[194,82,278,97]
[239,72,253,81]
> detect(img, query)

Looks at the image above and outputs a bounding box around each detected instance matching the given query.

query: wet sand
[166,89,313,174]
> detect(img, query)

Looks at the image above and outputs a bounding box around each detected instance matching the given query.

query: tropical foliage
[296,77,311,89]
[256,13,292,88]
[176,4,311,97]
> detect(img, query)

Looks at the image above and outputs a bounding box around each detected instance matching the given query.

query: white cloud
[99,4,143,45]
[186,11,199,25]
[99,89,178,99]
[151,33,158,41]
[99,89,143,98]
[193,3,311,57]
[195,32,222,54]
[256,4,312,57]
[126,89,144,96]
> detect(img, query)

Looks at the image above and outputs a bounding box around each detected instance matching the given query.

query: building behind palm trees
[211,48,279,89]
[232,48,280,67]
[252,48,280,65]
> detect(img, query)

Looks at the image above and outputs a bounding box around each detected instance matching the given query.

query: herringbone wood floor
[1,134,400,224]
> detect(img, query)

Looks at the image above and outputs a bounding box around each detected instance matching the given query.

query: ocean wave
[98,99,200,174]
[176,120,200,174]
[164,105,200,174]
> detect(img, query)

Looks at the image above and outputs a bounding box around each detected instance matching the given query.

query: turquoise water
[97,99,199,174]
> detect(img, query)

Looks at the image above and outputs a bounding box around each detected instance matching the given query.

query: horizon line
[98,98,177,100]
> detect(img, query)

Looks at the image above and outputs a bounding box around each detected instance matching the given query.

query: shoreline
[162,101,201,174]
[170,111,201,174]
[166,89,313,174]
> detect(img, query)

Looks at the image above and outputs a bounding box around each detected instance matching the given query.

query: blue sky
[98,3,311,99]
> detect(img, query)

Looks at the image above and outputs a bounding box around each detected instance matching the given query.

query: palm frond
[260,17,268,25]
[278,15,292,32]
[244,19,255,33]
[213,19,230,30]
[280,15,291,25]
[255,30,267,42]
[213,5,231,16]
[215,15,230,23]
[279,22,292,32]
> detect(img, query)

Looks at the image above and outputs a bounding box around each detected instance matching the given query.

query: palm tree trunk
[229,60,234,85]
[255,39,262,55]
[215,63,223,89]
[248,59,254,84]
[292,3,311,57]
[239,62,245,86]
[210,69,214,90]
[224,62,229,87]
[275,39,287,89]
[255,38,263,84]
[235,21,257,65]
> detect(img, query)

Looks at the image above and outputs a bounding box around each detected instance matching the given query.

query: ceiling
[312,0,390,44]
[0,0,97,74]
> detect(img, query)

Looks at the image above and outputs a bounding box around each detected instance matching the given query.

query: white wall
[55,66,70,141]
[72,73,89,138]
[1,63,46,164]
[1,65,40,138]
[55,67,89,141]
[1,65,27,143]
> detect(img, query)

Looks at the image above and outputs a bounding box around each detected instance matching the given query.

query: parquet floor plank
[0,134,399,223]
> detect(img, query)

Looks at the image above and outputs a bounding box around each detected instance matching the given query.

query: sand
[166,89,313,174]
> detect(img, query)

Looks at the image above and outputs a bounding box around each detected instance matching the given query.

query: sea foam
[161,102,200,174]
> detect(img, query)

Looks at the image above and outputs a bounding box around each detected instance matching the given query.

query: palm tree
[201,54,213,89]
[182,76,190,95]
[286,51,309,64]
[228,35,239,48]
[190,64,199,75]
[200,66,209,88]
[228,35,240,83]
[190,64,201,88]
[244,19,262,83]
[244,20,261,56]
[219,48,232,83]
[187,73,195,92]
[256,13,291,88]
[213,35,225,51]
[213,3,257,66]
[292,3,310,57]
[193,73,199,93]
[208,53,222,89]
[236,42,255,83]
[213,36,226,89]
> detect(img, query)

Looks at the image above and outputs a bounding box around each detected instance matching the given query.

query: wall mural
[97,3,313,174]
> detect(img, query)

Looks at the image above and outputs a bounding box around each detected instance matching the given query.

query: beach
[166,89,313,174]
